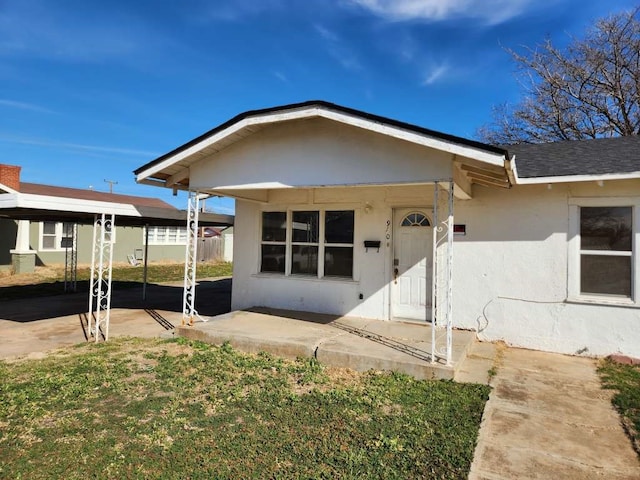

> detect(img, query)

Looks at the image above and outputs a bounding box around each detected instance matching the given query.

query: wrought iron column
[182,191,200,326]
[63,222,78,293]
[88,213,115,342]
[431,181,454,365]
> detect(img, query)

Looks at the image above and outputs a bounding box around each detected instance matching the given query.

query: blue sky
[0,0,637,214]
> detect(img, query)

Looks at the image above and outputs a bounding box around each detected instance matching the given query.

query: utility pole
[104,179,118,193]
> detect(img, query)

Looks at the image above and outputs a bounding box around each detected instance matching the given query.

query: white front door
[391,208,433,321]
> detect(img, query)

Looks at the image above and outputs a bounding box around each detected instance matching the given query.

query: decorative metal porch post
[64,222,78,293]
[87,213,115,342]
[430,181,454,365]
[182,191,200,326]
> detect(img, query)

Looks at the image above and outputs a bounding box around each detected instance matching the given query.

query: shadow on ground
[0,278,232,322]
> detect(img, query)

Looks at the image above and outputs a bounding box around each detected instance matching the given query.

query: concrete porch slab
[176,308,477,380]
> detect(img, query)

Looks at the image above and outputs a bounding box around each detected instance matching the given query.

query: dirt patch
[0,266,63,287]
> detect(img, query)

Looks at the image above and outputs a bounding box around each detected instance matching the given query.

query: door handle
[394,268,399,284]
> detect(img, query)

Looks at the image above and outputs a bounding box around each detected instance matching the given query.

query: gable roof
[134,100,508,189]
[508,135,640,181]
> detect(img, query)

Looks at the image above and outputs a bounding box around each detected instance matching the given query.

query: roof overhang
[0,192,233,226]
[134,101,510,196]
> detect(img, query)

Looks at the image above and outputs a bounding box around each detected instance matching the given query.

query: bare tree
[478,7,640,144]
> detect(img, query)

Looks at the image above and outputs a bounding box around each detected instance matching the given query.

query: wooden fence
[197,237,224,262]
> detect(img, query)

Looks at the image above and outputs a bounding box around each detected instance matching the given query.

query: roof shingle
[507,136,640,178]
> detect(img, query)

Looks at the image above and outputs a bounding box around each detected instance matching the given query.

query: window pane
[581,254,631,297]
[261,245,286,273]
[168,227,177,242]
[292,211,318,243]
[581,207,632,251]
[325,211,354,244]
[43,236,55,249]
[43,221,56,235]
[62,223,74,237]
[157,226,167,243]
[262,212,286,242]
[325,247,353,277]
[291,245,318,275]
[402,212,430,227]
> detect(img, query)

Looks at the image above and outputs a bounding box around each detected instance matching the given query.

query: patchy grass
[0,262,232,301]
[597,358,640,457]
[0,338,490,479]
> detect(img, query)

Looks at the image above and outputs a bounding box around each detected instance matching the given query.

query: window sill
[252,273,358,284]
[566,296,638,309]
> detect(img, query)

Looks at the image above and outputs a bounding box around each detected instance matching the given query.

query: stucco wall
[454,180,640,358]
[190,118,454,190]
[232,180,640,358]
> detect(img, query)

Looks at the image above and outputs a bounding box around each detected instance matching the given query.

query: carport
[0,182,232,342]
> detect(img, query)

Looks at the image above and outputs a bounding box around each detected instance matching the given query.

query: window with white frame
[260,210,354,278]
[568,198,640,304]
[145,226,188,245]
[40,221,77,251]
[579,206,632,297]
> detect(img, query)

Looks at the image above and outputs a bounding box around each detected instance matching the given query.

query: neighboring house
[0,165,232,271]
[134,101,640,358]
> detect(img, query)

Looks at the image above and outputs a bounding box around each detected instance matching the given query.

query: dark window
[325,210,354,244]
[579,207,632,297]
[324,211,354,277]
[291,246,318,275]
[325,246,353,277]
[262,212,287,242]
[261,212,287,273]
[261,245,286,273]
[292,211,319,243]
[259,210,355,279]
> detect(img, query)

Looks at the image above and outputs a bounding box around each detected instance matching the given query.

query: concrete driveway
[0,278,231,360]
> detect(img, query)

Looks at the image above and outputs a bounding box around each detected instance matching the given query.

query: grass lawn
[0,338,490,479]
[597,358,640,457]
[0,262,232,301]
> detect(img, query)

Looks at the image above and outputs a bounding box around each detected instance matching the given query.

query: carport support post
[64,222,78,293]
[143,224,149,301]
[88,213,115,341]
[182,191,200,326]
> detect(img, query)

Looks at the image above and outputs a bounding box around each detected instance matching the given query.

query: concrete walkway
[469,347,640,479]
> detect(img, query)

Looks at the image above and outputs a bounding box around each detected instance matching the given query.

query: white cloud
[349,0,535,25]
[272,71,289,83]
[314,24,340,42]
[0,99,55,114]
[422,64,449,85]
[0,134,158,158]
[314,23,363,72]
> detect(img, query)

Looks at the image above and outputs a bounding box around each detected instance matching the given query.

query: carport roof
[0,182,233,227]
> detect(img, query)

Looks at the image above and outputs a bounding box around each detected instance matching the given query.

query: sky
[0,0,637,214]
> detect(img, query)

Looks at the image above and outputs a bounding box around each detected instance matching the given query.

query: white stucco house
[135,101,640,358]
